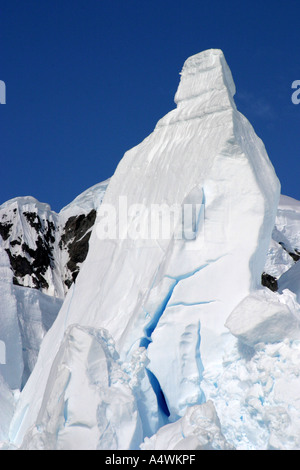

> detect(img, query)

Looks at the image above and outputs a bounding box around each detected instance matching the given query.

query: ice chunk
[140,400,233,450]
[225,288,300,347]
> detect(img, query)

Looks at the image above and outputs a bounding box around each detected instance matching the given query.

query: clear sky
[1,0,300,212]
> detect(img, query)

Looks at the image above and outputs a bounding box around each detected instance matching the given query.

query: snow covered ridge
[0,180,109,297]
[1,48,300,450]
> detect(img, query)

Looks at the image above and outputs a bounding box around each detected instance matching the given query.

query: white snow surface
[3,49,300,450]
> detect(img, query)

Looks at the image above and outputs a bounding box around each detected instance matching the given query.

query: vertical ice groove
[195,320,204,394]
[145,369,170,418]
[140,262,213,419]
[140,278,178,348]
[141,258,220,347]
[139,263,213,419]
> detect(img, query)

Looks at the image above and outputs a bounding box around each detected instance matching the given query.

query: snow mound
[201,338,300,450]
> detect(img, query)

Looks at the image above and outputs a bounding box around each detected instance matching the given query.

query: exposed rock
[0,222,13,241]
[59,209,97,287]
[0,199,99,295]
[261,272,278,292]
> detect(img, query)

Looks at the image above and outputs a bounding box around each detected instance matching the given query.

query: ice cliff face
[2,49,300,450]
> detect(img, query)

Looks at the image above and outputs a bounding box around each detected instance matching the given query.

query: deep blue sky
[1,0,300,211]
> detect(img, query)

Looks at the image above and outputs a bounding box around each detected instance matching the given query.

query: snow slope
[6,49,289,450]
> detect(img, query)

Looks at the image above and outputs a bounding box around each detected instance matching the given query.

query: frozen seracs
[2,48,300,450]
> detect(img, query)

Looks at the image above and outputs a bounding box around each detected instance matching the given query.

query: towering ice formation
[8,49,280,449]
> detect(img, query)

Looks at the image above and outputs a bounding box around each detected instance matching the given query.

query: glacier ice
[18,325,142,450]
[140,400,233,450]
[2,48,300,450]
